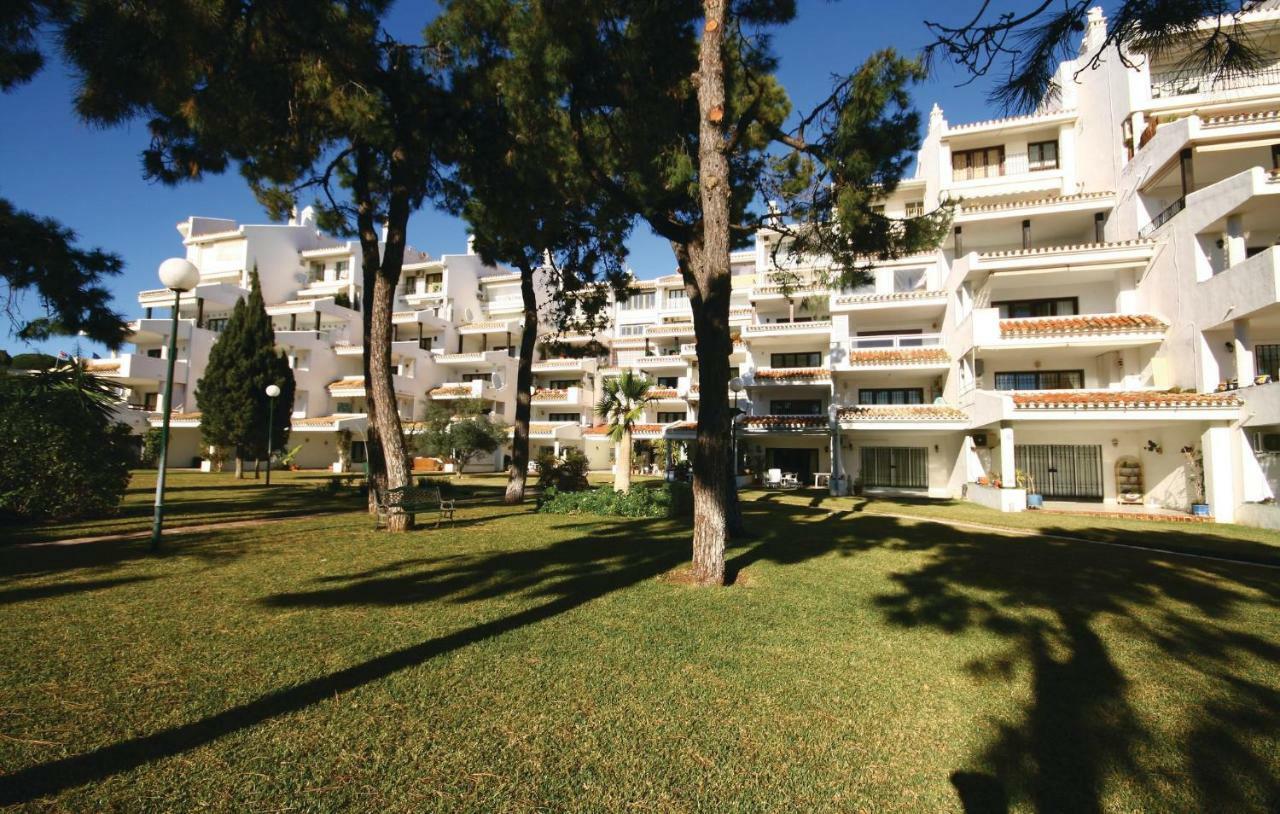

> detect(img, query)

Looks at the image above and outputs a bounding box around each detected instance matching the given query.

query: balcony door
[1015,444,1103,500]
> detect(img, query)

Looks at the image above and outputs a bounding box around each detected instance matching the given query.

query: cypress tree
[196,269,294,478]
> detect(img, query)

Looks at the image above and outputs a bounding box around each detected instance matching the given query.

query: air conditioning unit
[972,433,989,448]
[1258,432,1280,453]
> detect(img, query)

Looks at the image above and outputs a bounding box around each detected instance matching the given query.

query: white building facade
[93,5,1280,524]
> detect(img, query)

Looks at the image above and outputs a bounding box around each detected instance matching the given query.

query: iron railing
[1014,444,1103,499]
[860,446,929,489]
[1139,196,1186,238]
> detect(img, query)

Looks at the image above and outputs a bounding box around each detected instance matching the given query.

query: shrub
[537,483,691,519]
[140,427,164,467]
[0,372,133,520]
[535,449,590,492]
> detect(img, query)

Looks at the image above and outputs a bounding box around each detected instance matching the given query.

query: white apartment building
[92,4,1280,524]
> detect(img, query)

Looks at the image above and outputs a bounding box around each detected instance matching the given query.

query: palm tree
[595,370,654,492]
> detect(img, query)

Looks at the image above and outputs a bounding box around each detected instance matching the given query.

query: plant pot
[1026,493,1044,509]
[1256,375,1272,386]
[1191,502,1210,517]
[977,477,989,487]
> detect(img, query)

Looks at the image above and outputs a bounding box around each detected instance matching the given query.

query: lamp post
[264,384,281,486]
[151,258,201,551]
[729,376,745,490]
[828,402,842,497]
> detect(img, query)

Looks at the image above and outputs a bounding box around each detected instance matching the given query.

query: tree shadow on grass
[859,516,1280,813]
[0,515,687,805]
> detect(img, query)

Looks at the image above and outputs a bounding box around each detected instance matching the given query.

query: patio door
[1015,444,1103,499]
[860,447,928,489]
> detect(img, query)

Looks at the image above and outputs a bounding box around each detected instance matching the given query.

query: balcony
[459,318,522,336]
[532,357,597,374]
[739,415,830,435]
[645,322,695,338]
[1150,63,1280,101]
[431,350,509,367]
[127,317,193,345]
[1003,389,1242,421]
[680,342,747,362]
[969,240,1155,276]
[84,353,185,387]
[741,320,833,341]
[431,380,498,402]
[831,289,947,317]
[972,312,1168,352]
[836,404,969,430]
[747,368,831,386]
[531,386,586,406]
[632,355,688,371]
[1198,246,1280,327]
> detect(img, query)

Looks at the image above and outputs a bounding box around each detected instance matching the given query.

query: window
[1028,140,1059,171]
[994,297,1078,318]
[549,379,579,389]
[657,411,686,423]
[144,392,161,410]
[617,324,645,336]
[858,388,924,405]
[291,391,308,418]
[665,288,687,303]
[308,262,324,283]
[771,351,822,368]
[462,372,491,383]
[770,399,823,415]
[335,401,355,413]
[952,146,1005,181]
[291,350,310,371]
[425,273,443,292]
[146,348,162,359]
[656,376,679,388]
[205,317,228,333]
[335,260,350,278]
[893,268,926,293]
[548,412,580,422]
[619,291,655,310]
[905,201,924,218]
[1256,345,1280,381]
[994,370,1084,390]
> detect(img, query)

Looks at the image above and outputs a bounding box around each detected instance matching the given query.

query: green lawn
[1,487,1277,811]
[6,469,369,546]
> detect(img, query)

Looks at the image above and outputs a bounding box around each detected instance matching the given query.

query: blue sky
[1,0,1057,357]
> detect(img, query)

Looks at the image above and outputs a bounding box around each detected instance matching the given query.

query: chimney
[467,234,477,255]
[380,221,390,242]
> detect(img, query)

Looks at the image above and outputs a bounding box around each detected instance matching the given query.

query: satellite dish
[463,307,475,323]
[492,372,505,390]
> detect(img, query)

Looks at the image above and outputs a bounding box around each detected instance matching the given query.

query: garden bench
[375,485,456,529]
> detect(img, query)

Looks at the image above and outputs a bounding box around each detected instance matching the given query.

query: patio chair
[780,472,800,490]
[766,468,783,488]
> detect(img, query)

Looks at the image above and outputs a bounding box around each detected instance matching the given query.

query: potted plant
[1183,445,1210,516]
[1018,469,1042,509]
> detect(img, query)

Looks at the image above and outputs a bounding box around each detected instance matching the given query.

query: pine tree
[196,270,294,478]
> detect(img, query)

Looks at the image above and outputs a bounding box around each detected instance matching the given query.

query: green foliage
[414,399,508,472]
[0,198,128,347]
[595,371,654,442]
[8,352,57,370]
[196,269,294,460]
[0,365,132,519]
[140,427,164,467]
[537,483,692,519]
[534,449,590,492]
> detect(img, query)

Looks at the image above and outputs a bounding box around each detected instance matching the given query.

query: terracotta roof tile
[1011,390,1241,409]
[328,376,365,391]
[838,405,968,422]
[648,388,680,399]
[430,385,475,397]
[753,367,830,381]
[978,239,1153,260]
[584,423,668,436]
[844,348,949,365]
[292,415,348,428]
[1000,314,1166,337]
[531,388,569,401]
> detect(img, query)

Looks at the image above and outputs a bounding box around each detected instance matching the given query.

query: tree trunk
[354,147,388,516]
[686,0,734,585]
[505,265,539,504]
[253,458,260,479]
[616,431,632,492]
[234,454,243,479]
[367,217,412,531]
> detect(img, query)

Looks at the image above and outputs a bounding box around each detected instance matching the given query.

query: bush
[140,427,164,467]
[0,376,133,520]
[537,483,691,519]
[534,449,590,492]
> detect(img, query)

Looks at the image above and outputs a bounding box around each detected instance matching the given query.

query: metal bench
[375,484,456,529]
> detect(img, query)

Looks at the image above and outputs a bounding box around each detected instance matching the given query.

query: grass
[1,482,1277,811]
[5,470,368,546]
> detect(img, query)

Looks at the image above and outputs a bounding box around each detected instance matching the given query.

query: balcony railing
[742,319,833,336]
[1150,64,1280,99]
[1139,197,1186,238]
[845,333,942,350]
